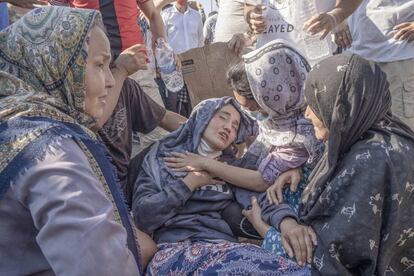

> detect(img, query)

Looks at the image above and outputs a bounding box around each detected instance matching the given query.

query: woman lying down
[132,97,310,275]
[162,40,323,267]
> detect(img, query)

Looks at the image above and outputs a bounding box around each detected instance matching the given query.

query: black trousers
[155,77,192,118]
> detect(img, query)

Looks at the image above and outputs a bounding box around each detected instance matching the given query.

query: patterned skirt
[147,239,310,275]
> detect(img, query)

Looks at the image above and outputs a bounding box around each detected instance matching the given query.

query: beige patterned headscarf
[0,6,103,129]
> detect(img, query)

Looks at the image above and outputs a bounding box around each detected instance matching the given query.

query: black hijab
[301,54,414,213]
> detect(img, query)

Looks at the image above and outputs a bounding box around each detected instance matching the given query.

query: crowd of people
[0,0,413,275]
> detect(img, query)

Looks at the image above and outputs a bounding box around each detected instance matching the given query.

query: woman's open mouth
[218,131,229,142]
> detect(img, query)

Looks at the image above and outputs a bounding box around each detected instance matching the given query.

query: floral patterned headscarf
[0,6,103,129]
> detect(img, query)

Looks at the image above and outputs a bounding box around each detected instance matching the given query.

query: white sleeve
[203,18,209,39]
[198,16,204,47]
[161,9,168,27]
[13,138,139,276]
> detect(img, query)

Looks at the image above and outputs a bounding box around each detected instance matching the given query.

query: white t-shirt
[214,0,251,42]
[246,0,335,55]
[348,0,414,62]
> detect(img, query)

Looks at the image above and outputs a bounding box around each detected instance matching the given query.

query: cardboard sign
[179,42,239,107]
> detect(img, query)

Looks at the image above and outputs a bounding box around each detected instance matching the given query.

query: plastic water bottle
[296,0,332,63]
[155,38,184,93]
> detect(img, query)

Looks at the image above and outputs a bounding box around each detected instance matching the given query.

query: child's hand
[280,218,317,267]
[242,197,270,237]
[164,152,206,172]
[266,168,302,204]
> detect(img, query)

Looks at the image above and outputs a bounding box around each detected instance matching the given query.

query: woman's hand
[280,218,317,267]
[266,168,302,205]
[114,44,149,77]
[304,12,338,39]
[394,22,414,43]
[183,171,224,192]
[242,196,270,237]
[164,152,207,172]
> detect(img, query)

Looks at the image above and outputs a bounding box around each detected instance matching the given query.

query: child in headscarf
[164,40,324,265]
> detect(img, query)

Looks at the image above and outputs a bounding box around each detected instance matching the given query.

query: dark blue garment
[133,97,255,243]
[0,116,142,274]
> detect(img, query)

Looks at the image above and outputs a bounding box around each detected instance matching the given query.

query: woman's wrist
[111,63,129,81]
[280,217,298,233]
[183,173,198,192]
[202,158,221,177]
[201,158,213,171]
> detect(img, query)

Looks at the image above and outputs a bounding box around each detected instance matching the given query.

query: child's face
[202,104,241,151]
[233,91,260,112]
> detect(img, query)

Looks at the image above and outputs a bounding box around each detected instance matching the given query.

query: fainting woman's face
[233,91,260,112]
[305,106,329,141]
[84,26,114,122]
[202,104,241,151]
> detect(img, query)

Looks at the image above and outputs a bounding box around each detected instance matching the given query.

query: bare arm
[305,0,363,38]
[159,110,186,132]
[153,0,173,12]
[139,0,167,44]
[203,158,268,192]
[331,0,364,25]
[164,152,268,192]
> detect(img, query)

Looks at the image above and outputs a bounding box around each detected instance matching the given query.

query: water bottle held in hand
[155,38,184,93]
[296,0,332,63]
